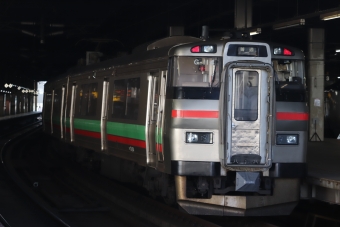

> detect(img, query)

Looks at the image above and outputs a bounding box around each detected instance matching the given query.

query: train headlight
[203,45,214,53]
[276,134,299,145]
[186,132,213,144]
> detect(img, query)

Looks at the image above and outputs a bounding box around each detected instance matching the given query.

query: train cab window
[78,83,98,116]
[172,56,221,99]
[273,60,306,102]
[234,70,259,121]
[112,78,140,120]
[273,60,304,83]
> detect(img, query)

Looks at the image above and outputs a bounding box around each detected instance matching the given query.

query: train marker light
[273,47,293,56]
[283,48,292,56]
[190,45,216,53]
[186,132,213,144]
[191,46,200,53]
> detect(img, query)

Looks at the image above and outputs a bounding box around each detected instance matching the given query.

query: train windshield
[273,59,306,102]
[172,56,221,100]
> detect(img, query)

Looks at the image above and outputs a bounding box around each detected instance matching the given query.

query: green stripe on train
[74,118,101,132]
[73,118,146,141]
[51,117,159,142]
[107,122,145,141]
[52,116,70,125]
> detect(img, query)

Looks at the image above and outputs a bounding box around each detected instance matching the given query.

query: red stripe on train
[107,135,146,148]
[172,110,219,118]
[276,112,309,120]
[74,129,101,138]
[156,143,163,153]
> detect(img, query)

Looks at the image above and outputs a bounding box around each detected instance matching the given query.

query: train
[42,30,308,216]
[325,79,340,138]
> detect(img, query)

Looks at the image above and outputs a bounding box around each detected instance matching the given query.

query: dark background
[1,0,340,88]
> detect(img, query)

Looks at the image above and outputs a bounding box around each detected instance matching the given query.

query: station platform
[0,112,42,136]
[306,138,340,204]
[0,111,42,122]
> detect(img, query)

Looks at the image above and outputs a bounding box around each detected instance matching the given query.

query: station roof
[1,0,340,88]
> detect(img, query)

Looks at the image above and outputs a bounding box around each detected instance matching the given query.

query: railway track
[2,125,340,227]
[1,128,221,227]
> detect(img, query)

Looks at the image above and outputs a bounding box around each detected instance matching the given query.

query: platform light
[320,11,340,21]
[273,19,305,30]
[249,28,261,36]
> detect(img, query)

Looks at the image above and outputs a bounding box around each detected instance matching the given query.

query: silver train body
[43,35,308,216]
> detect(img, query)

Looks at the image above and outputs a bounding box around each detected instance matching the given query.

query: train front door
[146,70,166,169]
[223,63,273,170]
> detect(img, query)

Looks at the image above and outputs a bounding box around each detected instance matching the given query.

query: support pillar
[235,0,252,29]
[308,28,324,141]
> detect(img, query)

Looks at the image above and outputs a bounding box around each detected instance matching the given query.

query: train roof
[66,36,201,76]
[47,36,305,84]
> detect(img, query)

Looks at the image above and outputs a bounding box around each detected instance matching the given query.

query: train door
[223,63,273,170]
[100,79,109,151]
[42,84,53,133]
[51,85,66,139]
[62,78,72,142]
[69,82,77,142]
[146,70,167,169]
[60,85,66,139]
[72,73,104,152]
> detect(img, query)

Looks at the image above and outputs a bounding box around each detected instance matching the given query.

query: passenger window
[112,78,140,120]
[78,83,98,116]
[53,88,61,115]
[44,92,52,115]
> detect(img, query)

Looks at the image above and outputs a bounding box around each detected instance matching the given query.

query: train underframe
[52,139,300,216]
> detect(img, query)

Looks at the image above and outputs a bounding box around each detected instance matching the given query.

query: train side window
[44,92,52,114]
[112,78,140,120]
[53,88,61,115]
[78,83,98,116]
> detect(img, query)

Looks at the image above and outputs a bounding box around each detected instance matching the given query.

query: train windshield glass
[273,60,306,102]
[172,56,221,100]
[234,70,259,121]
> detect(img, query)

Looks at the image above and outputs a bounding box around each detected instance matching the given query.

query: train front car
[168,41,307,216]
